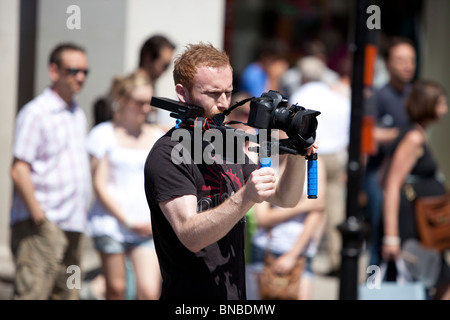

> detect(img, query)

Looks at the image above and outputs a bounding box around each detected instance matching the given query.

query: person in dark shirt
[362,37,417,267]
[144,43,317,300]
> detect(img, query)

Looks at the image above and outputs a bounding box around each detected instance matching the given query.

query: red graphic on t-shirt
[197,164,244,212]
[204,165,242,197]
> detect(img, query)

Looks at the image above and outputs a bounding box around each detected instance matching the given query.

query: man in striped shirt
[10,43,91,300]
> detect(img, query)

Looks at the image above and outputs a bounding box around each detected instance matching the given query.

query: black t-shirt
[144,127,257,300]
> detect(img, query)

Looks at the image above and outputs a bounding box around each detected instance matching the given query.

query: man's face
[52,49,89,96]
[387,43,416,84]
[149,46,174,81]
[187,65,233,119]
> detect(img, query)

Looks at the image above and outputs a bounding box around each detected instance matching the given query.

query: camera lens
[291,112,318,147]
[272,107,291,130]
[295,113,312,137]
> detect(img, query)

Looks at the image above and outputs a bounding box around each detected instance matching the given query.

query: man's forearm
[162,186,255,252]
[270,155,306,207]
[10,161,45,223]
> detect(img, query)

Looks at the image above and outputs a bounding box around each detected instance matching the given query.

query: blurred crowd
[7,30,449,300]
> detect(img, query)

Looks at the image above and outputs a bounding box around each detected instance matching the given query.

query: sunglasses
[64,68,89,76]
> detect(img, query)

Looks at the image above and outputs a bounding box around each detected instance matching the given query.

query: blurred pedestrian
[249,152,327,300]
[93,34,175,125]
[10,43,91,300]
[289,55,351,277]
[362,37,417,267]
[86,71,164,300]
[381,79,450,300]
[137,34,176,89]
[239,38,289,98]
[280,39,340,99]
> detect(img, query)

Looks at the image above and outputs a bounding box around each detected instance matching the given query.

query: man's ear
[175,84,188,103]
[48,63,60,83]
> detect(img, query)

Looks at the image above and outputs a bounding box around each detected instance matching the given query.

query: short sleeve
[13,107,43,163]
[86,121,115,159]
[144,137,197,204]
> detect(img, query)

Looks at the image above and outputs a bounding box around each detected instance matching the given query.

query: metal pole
[338,0,371,300]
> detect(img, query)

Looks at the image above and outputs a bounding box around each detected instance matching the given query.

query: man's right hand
[11,158,47,227]
[244,167,276,203]
[31,209,46,227]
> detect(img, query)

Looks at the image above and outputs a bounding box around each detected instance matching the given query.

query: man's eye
[207,92,221,98]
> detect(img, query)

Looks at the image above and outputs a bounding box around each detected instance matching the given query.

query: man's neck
[389,78,407,93]
[52,86,73,106]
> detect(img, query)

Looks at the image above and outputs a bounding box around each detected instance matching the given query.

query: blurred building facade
[1,0,449,285]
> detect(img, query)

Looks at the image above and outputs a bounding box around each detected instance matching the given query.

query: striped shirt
[10,88,92,232]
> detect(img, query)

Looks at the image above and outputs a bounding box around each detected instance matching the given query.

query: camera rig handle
[259,158,271,168]
[305,153,318,199]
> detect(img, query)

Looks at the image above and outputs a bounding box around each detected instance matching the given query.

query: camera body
[247,90,321,153]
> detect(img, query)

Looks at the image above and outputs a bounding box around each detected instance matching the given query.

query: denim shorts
[93,235,155,254]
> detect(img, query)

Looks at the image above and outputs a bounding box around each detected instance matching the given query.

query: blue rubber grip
[260,157,271,168]
[307,155,318,199]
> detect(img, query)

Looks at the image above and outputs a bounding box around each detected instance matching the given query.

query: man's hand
[31,210,46,227]
[244,167,276,203]
[305,140,319,157]
[10,158,47,228]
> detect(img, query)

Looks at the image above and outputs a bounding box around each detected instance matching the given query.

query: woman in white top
[86,71,164,299]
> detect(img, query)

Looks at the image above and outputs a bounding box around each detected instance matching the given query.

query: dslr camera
[247,90,320,155]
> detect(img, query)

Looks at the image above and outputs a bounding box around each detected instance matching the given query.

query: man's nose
[217,93,229,109]
[75,72,87,82]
